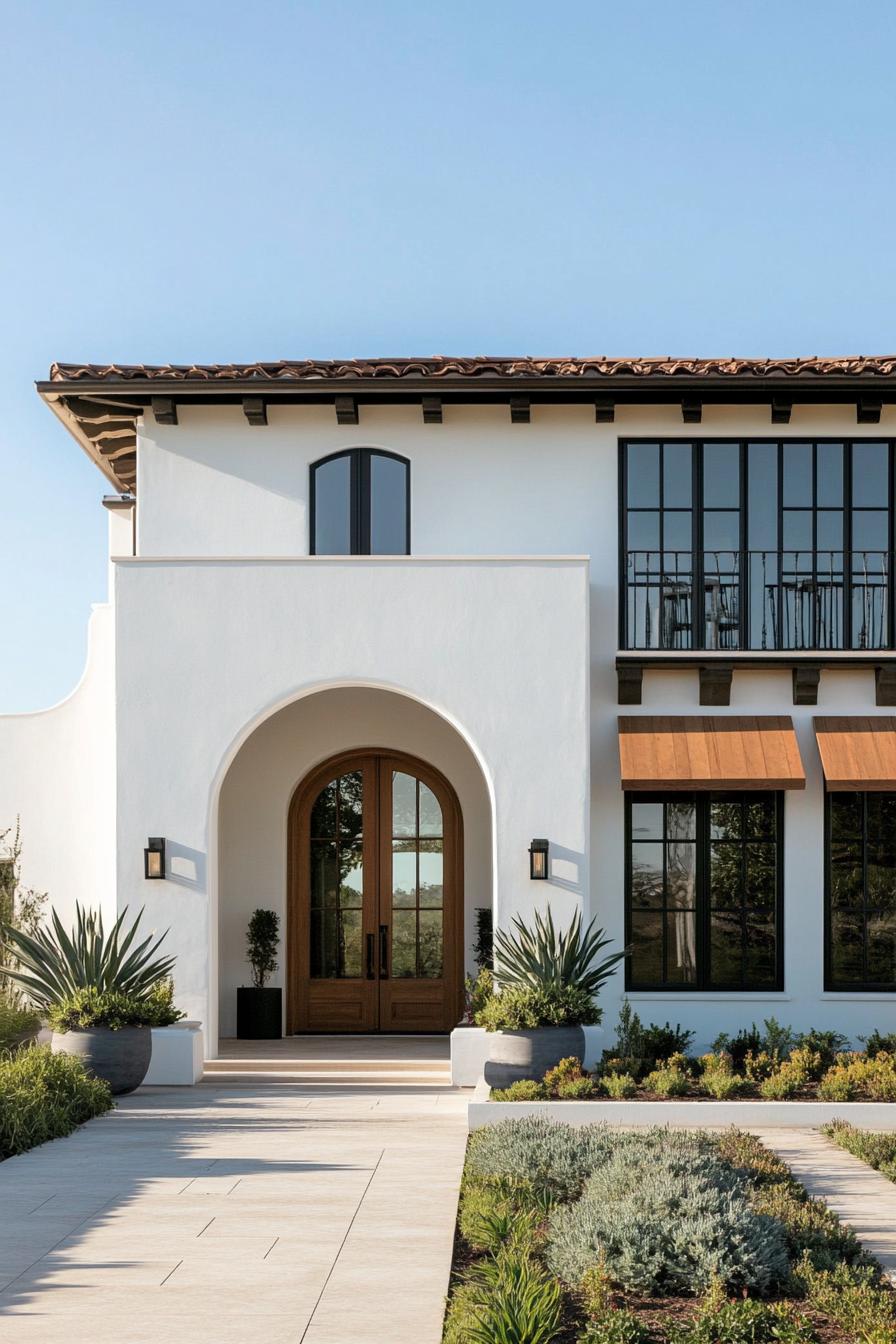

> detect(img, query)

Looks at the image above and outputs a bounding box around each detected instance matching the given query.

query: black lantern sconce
[529,838,549,881]
[144,837,166,880]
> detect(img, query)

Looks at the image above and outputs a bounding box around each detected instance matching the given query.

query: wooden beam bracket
[771,398,792,425]
[699,663,733,706]
[876,664,896,706]
[334,396,359,426]
[617,664,643,706]
[858,399,882,424]
[242,397,267,426]
[151,397,178,426]
[594,397,615,423]
[681,398,702,424]
[422,396,443,425]
[509,396,530,424]
[792,664,821,706]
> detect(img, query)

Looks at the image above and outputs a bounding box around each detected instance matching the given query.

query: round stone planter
[484,1024,585,1089]
[51,1025,152,1095]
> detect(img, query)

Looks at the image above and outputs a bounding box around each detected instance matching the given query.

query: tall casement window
[826,792,896,990]
[626,792,783,991]
[622,439,894,651]
[311,449,410,555]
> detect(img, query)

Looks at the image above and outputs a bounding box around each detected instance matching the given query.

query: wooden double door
[288,750,463,1033]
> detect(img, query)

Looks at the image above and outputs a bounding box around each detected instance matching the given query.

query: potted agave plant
[478,908,627,1089]
[1,904,180,1094]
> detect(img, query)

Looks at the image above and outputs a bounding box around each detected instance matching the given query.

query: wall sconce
[144,837,166,880]
[529,838,549,880]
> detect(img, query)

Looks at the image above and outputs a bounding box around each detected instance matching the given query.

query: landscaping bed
[444,1117,896,1344]
[0,1042,113,1160]
[822,1119,896,1180]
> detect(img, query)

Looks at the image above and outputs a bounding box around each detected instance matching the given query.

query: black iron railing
[624,550,890,651]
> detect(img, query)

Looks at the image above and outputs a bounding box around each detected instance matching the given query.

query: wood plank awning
[618,716,806,791]
[814,717,896,790]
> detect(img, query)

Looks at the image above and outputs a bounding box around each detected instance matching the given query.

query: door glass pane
[370,454,409,554]
[392,771,417,836]
[630,843,664,907]
[748,442,778,550]
[313,455,352,554]
[631,801,663,840]
[419,784,442,836]
[703,443,740,508]
[782,443,812,506]
[627,443,659,508]
[665,910,697,983]
[663,442,692,508]
[629,911,663,984]
[853,442,889,508]
[390,771,444,980]
[309,772,363,978]
[817,443,843,507]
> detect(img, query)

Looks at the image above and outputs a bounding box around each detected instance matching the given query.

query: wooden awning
[814,717,896,790]
[618,716,806,790]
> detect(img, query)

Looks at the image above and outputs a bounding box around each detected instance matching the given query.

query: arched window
[310,449,410,555]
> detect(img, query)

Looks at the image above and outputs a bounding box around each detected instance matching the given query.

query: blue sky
[1,1,895,710]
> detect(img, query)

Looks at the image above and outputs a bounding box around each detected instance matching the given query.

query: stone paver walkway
[0,1081,468,1343]
[755,1127,896,1282]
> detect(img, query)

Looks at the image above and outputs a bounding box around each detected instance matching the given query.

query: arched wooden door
[288,750,463,1033]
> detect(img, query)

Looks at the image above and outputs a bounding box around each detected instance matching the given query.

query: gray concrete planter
[51,1025,152,1095]
[484,1025,585,1089]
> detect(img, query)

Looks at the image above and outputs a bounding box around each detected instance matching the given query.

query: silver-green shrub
[466,1116,615,1199]
[546,1137,789,1294]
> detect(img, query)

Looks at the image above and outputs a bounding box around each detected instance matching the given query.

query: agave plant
[0,904,175,1010]
[493,908,627,998]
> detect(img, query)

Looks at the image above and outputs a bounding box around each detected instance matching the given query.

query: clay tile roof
[37,354,896,494]
[45,354,896,383]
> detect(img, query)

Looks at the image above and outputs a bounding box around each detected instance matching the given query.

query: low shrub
[643,1062,690,1097]
[758,1050,818,1100]
[793,1029,849,1073]
[602,1002,694,1080]
[602,1071,636,1099]
[751,1180,865,1271]
[668,1293,816,1344]
[464,967,494,1021]
[476,984,600,1031]
[743,1050,777,1084]
[579,1309,650,1343]
[543,1056,586,1091]
[466,1115,613,1201]
[0,995,40,1051]
[714,1129,793,1186]
[0,1044,112,1158]
[492,1079,548,1102]
[557,1076,597,1099]
[448,1248,563,1344]
[822,1119,896,1174]
[459,1182,514,1251]
[704,1071,743,1099]
[792,1255,896,1344]
[818,1051,896,1101]
[546,1135,789,1294]
[48,979,184,1033]
[859,1029,896,1058]
[713,1018,794,1073]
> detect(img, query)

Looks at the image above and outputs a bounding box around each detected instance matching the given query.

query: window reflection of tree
[310,772,364,978]
[666,802,696,980]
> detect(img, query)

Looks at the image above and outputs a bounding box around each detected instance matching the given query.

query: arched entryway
[287,748,464,1033]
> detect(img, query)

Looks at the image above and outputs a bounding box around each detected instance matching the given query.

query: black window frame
[624,791,785,992]
[619,438,896,651]
[310,448,411,555]
[824,788,896,992]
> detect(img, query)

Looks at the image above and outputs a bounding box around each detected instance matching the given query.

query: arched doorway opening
[288,748,463,1033]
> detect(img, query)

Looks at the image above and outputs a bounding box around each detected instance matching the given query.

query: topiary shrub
[545,1137,789,1294]
[465,1115,614,1201]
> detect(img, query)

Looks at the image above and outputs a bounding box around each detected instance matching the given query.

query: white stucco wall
[113,556,590,1049]
[6,396,896,1054]
[0,603,115,924]
[217,686,494,1036]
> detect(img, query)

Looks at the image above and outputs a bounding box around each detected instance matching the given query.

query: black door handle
[366,932,375,980]
[379,924,389,979]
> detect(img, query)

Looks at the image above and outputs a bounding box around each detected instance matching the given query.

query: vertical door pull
[366,932,375,980]
[379,924,389,979]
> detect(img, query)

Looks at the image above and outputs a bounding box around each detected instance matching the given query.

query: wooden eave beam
[858,399,882,424]
[594,397,615,423]
[151,397,178,425]
[681,398,702,424]
[421,396,442,424]
[509,396,530,424]
[771,398,792,424]
[242,397,268,426]
[335,396,358,426]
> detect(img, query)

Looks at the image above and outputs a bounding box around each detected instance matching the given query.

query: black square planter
[236,987,282,1040]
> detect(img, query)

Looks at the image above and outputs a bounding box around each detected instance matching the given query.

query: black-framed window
[826,791,896,991]
[311,449,410,555]
[626,792,783,991]
[621,439,894,651]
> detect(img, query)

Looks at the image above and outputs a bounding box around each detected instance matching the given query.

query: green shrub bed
[443,1117,896,1343]
[490,1011,896,1104]
[0,1044,113,1159]
[822,1119,896,1180]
